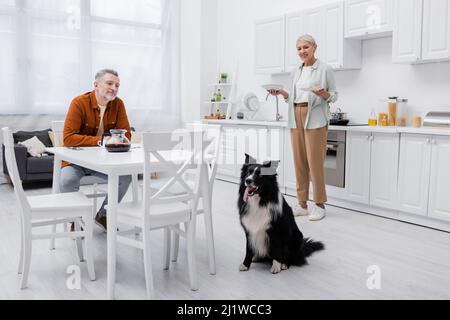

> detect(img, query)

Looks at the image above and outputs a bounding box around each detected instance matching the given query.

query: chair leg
[186,220,198,291]
[142,228,155,299]
[75,219,84,262]
[171,223,181,262]
[203,196,216,275]
[83,213,96,281]
[18,224,24,274]
[163,228,171,270]
[49,223,56,250]
[20,222,32,289]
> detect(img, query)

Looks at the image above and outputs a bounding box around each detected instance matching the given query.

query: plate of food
[262,84,284,91]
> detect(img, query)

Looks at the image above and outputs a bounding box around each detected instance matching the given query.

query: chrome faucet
[266,92,283,121]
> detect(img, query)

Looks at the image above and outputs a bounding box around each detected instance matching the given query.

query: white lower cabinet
[428,135,450,221]
[345,131,399,209]
[397,134,431,216]
[369,132,400,208]
[397,134,450,222]
[216,125,285,187]
[345,131,372,204]
[283,128,297,196]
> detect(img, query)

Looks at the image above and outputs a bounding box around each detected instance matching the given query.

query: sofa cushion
[18,136,47,157]
[13,128,53,147]
[27,154,54,174]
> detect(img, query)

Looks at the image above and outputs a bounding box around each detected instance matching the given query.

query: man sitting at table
[60,68,132,232]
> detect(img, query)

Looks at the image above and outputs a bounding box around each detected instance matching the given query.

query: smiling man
[60,69,132,232]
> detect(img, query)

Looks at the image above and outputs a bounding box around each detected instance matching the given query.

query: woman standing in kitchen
[268,34,338,221]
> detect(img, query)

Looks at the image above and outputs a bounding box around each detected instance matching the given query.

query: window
[0,0,179,129]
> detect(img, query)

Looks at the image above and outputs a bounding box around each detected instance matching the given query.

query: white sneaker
[309,205,326,221]
[293,204,309,216]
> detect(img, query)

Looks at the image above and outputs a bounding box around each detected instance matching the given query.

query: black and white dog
[238,154,324,274]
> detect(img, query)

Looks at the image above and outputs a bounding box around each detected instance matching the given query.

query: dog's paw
[281,264,289,270]
[239,264,249,272]
[270,260,282,274]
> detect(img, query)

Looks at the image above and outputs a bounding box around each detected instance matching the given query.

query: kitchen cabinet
[393,0,450,64]
[344,0,394,39]
[392,0,423,63]
[397,134,431,216]
[345,131,399,208]
[369,132,400,208]
[215,125,285,187]
[255,16,285,74]
[428,135,450,222]
[397,134,450,221]
[283,128,297,196]
[345,131,372,204]
[260,2,361,74]
[284,12,303,73]
[323,2,362,69]
[421,0,450,62]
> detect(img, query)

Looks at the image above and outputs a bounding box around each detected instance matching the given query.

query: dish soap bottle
[368,108,377,126]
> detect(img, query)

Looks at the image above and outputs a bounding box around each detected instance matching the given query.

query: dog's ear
[261,160,279,175]
[245,153,257,164]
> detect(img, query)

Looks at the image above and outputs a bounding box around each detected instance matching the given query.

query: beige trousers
[290,104,328,204]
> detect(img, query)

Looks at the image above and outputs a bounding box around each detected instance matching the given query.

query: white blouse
[294,66,312,104]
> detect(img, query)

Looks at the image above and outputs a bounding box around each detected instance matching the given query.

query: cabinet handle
[426,138,431,144]
[366,135,370,140]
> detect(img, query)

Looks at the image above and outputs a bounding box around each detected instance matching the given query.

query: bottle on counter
[368,108,377,126]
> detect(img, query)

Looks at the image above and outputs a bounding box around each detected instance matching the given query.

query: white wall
[180,0,218,124]
[208,0,450,124]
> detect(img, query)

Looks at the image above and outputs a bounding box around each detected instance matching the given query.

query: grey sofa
[2,129,54,183]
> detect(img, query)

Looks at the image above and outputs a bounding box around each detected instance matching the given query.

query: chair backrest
[185,123,222,188]
[1,127,31,215]
[142,131,207,213]
[51,120,65,147]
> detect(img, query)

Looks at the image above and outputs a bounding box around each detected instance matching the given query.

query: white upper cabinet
[392,0,423,63]
[393,0,450,64]
[284,12,303,73]
[324,1,362,69]
[255,16,285,74]
[345,0,394,39]
[280,2,361,73]
[422,0,450,61]
[303,7,325,61]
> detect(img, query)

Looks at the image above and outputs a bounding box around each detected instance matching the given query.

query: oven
[324,130,346,188]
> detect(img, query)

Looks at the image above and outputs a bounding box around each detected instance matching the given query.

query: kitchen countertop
[203,119,450,136]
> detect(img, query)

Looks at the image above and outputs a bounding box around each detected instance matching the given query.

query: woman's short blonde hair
[296,34,317,48]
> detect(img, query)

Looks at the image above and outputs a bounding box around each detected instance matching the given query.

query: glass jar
[412,113,423,128]
[396,98,408,127]
[105,129,131,152]
[388,97,397,126]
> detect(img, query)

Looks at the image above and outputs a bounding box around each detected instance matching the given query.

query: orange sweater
[62,90,131,168]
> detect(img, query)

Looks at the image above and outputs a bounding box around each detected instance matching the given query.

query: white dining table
[46,144,212,299]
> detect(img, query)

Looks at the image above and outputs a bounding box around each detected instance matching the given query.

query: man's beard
[104,93,116,101]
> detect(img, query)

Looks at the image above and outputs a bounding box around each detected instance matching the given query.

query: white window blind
[0,0,180,129]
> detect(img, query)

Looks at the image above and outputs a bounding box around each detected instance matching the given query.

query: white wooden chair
[2,127,95,289]
[115,131,206,298]
[167,123,222,275]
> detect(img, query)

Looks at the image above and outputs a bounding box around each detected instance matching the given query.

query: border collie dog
[238,154,324,274]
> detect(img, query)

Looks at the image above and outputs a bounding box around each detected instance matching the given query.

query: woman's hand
[267,89,289,100]
[312,87,331,100]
